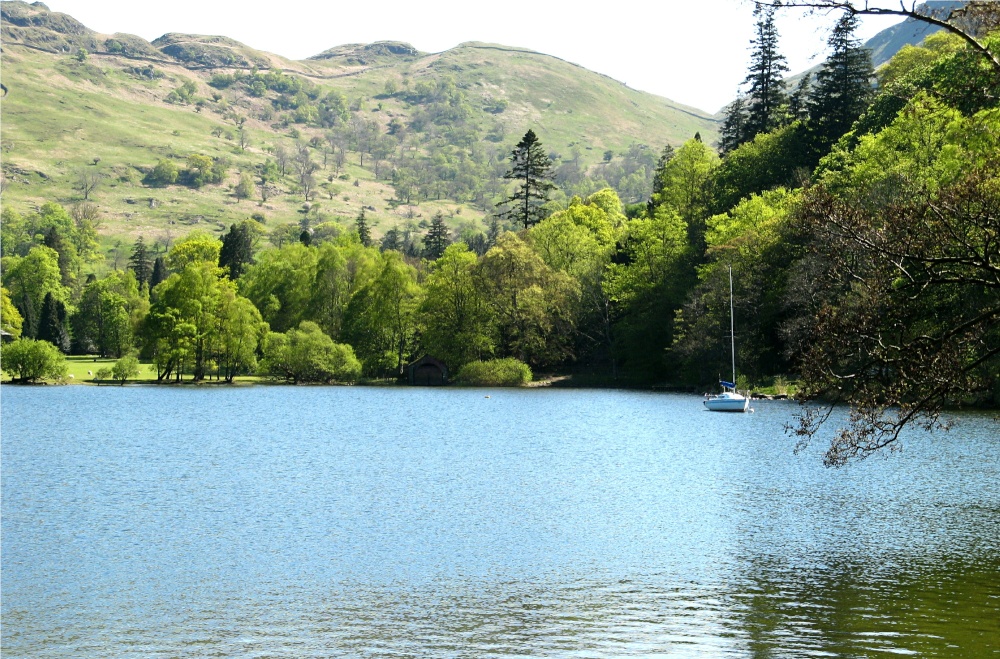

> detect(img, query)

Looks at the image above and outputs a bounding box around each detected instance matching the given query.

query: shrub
[209,73,236,89]
[1,338,69,383]
[455,358,532,387]
[145,159,179,186]
[111,353,141,385]
[260,321,362,384]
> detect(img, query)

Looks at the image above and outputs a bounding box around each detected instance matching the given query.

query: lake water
[2,386,998,657]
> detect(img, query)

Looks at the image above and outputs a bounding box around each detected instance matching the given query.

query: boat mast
[729,265,736,389]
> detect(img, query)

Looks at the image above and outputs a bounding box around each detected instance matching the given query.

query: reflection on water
[2,386,998,657]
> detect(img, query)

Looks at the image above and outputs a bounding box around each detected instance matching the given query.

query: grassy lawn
[1,355,276,385]
[65,356,275,385]
[63,355,156,383]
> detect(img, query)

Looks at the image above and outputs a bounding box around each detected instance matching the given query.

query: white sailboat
[704,266,751,413]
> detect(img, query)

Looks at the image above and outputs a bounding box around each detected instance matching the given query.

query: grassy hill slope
[0,0,718,257]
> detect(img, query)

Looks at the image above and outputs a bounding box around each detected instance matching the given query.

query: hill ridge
[0,0,717,251]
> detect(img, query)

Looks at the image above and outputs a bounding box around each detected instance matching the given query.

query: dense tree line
[3,19,998,464]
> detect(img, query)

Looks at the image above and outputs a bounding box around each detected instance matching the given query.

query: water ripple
[2,387,998,657]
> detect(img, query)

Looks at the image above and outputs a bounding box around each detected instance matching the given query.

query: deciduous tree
[418,243,493,369]
[142,262,224,381]
[238,242,319,333]
[111,352,141,385]
[74,165,105,201]
[784,97,1000,465]
[261,321,361,383]
[649,137,720,257]
[1,287,24,339]
[790,165,1000,466]
[72,270,143,357]
[474,232,579,368]
[2,245,67,339]
[167,231,222,272]
[0,337,68,382]
[342,251,422,377]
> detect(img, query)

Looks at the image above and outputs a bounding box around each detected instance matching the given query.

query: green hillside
[0,0,718,254]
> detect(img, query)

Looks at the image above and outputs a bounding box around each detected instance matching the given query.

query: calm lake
[1,386,998,657]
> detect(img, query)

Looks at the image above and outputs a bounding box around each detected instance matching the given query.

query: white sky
[37,0,904,113]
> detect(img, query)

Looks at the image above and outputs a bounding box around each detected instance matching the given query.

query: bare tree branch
[755,1,1000,75]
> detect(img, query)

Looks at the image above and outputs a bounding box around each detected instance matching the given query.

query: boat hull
[704,394,750,412]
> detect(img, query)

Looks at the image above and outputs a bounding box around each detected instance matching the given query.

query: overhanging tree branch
[754,1,1000,76]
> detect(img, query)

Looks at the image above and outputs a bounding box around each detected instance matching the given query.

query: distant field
[62,355,157,383]
[0,356,274,385]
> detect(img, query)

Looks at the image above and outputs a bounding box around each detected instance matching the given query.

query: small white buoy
[484,395,491,399]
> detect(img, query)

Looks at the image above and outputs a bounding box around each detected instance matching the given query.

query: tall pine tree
[356,209,372,247]
[381,227,402,252]
[719,97,749,154]
[37,291,70,352]
[648,143,677,213]
[500,129,556,229]
[149,256,168,289]
[219,222,254,279]
[423,212,450,260]
[485,216,502,249]
[807,12,875,160]
[788,73,812,123]
[742,3,790,142]
[128,236,152,288]
[18,292,38,340]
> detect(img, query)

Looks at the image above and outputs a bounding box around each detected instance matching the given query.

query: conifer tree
[649,144,677,213]
[355,209,372,247]
[807,12,875,159]
[381,227,401,252]
[149,256,168,289]
[742,3,790,140]
[485,217,502,249]
[423,212,450,260]
[651,144,676,193]
[219,222,254,279]
[37,292,70,352]
[719,97,749,154]
[128,236,152,288]
[501,129,556,229]
[788,73,812,122]
[18,293,38,340]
